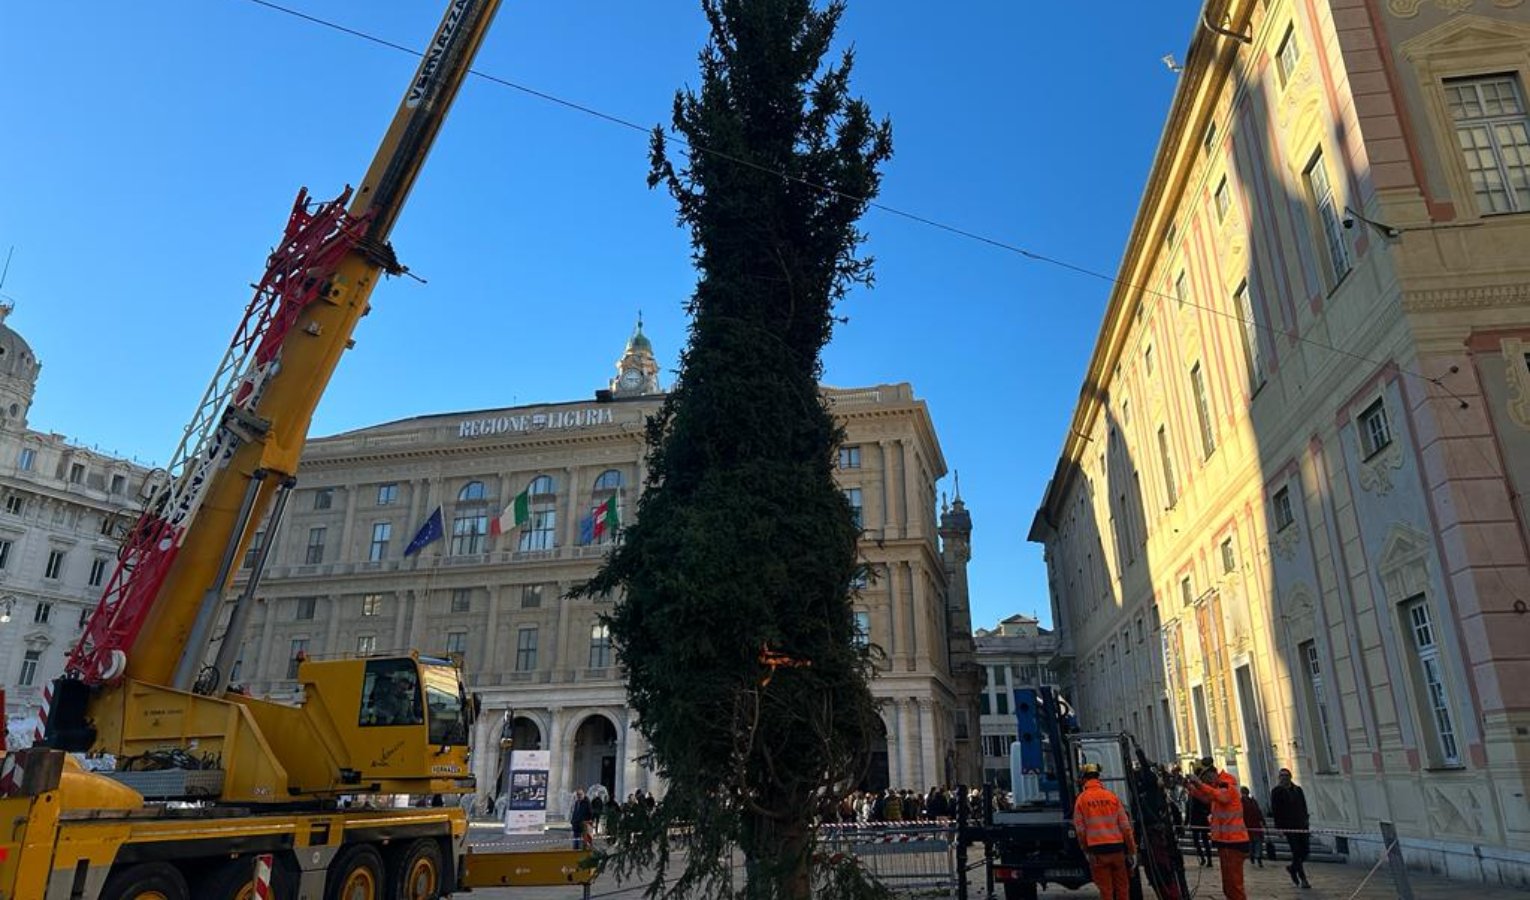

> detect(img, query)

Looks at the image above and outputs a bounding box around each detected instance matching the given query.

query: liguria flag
[490,487,532,537]
[403,506,445,556]
[579,496,620,544]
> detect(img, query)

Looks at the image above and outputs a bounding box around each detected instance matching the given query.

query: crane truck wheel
[326,843,385,900]
[387,838,445,899]
[99,861,191,900]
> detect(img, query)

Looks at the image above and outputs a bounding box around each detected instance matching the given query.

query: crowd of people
[814,785,998,824]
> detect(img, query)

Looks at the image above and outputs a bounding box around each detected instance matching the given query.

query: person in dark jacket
[569,789,593,850]
[1186,791,1214,866]
[1239,786,1266,867]
[1269,769,1312,888]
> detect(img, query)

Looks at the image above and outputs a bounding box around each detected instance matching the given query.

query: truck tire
[326,843,385,900]
[387,838,445,899]
[100,861,191,900]
[1002,881,1039,900]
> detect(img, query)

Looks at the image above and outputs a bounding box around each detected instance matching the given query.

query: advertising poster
[504,749,551,834]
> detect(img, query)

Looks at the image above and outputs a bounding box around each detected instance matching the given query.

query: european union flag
[404,506,444,556]
[577,512,595,545]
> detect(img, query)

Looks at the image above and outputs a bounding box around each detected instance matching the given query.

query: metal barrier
[818,823,956,894]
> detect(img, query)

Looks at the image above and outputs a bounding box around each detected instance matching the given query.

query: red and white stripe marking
[33,683,52,745]
[253,853,274,900]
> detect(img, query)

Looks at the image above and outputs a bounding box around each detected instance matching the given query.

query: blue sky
[1,1,1201,632]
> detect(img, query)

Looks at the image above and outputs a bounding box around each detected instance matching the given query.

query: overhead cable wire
[241,0,1471,408]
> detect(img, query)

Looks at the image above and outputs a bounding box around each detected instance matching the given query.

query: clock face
[619,369,643,390]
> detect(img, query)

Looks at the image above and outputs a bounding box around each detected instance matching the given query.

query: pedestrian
[1239,786,1266,868]
[1270,768,1312,889]
[1186,790,1213,866]
[1072,762,1137,900]
[884,789,903,822]
[569,789,593,851]
[1185,757,1248,900]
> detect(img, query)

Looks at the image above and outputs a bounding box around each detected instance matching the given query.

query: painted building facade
[228,327,980,813]
[1029,0,1530,885]
[0,306,159,728]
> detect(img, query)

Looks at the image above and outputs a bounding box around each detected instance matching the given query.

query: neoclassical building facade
[229,326,979,810]
[1030,0,1530,884]
[0,306,159,730]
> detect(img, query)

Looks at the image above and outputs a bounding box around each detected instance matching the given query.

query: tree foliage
[574,1,892,897]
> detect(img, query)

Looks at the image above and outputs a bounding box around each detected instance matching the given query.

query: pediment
[1377,523,1431,572]
[1401,14,1530,59]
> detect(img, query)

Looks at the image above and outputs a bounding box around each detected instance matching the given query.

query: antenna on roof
[0,247,13,292]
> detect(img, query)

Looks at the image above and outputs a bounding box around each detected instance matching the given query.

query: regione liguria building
[230,324,980,809]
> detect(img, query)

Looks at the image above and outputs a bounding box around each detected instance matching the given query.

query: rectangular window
[853,610,871,649]
[34,601,52,624]
[1359,399,1392,458]
[589,623,612,668]
[450,514,488,555]
[287,638,309,679]
[4,495,21,515]
[838,446,862,469]
[377,483,399,506]
[1214,177,1231,221]
[313,488,333,510]
[1221,538,1236,574]
[1175,271,1189,310]
[69,463,85,484]
[84,556,106,588]
[1300,640,1338,772]
[243,531,265,569]
[1274,486,1295,531]
[369,521,391,561]
[845,487,863,529]
[445,631,468,656]
[980,692,991,716]
[1123,629,1131,654]
[517,508,556,552]
[361,594,381,616]
[1204,120,1218,154]
[296,596,317,620]
[1165,221,1178,247]
[109,474,126,495]
[305,527,326,565]
[1445,74,1530,214]
[1157,426,1178,507]
[0,539,11,570]
[450,588,471,614]
[1180,577,1194,608]
[516,627,538,672]
[521,584,543,609]
[1136,615,1145,643]
[1191,363,1216,459]
[1233,281,1265,389]
[19,649,41,687]
[1276,24,1300,86]
[1403,596,1461,766]
[357,635,376,656]
[18,448,34,471]
[1305,150,1351,284]
[996,691,1009,716]
[1145,345,1155,377]
[45,549,64,580]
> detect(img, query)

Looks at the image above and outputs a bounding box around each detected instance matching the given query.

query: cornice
[1402,282,1530,312]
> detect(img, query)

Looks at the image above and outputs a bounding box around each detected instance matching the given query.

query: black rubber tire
[197,854,297,900]
[99,861,191,900]
[1003,880,1039,900]
[326,843,386,900]
[388,838,446,900]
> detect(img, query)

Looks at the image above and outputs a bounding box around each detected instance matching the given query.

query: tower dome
[0,304,41,430]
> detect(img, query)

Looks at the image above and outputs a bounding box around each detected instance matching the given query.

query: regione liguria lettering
[457,407,615,439]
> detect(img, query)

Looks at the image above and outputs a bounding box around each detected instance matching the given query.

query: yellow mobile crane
[0,2,588,897]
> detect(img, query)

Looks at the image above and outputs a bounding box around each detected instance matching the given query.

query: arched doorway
[510,716,542,750]
[572,715,619,800]
[858,715,890,793]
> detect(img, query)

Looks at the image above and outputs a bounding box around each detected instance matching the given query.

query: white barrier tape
[1182,824,1374,837]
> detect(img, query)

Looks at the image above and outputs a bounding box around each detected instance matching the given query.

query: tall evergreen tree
[575,1,892,897]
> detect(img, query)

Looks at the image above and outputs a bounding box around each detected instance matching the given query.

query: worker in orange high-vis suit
[1072,763,1137,900]
[1185,757,1250,900]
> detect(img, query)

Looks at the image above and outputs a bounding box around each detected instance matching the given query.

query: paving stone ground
[462,826,1530,899]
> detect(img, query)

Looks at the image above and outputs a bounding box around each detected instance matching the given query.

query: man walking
[569,789,593,850]
[1072,763,1137,900]
[1270,768,1312,888]
[1239,786,1266,868]
[1185,757,1248,900]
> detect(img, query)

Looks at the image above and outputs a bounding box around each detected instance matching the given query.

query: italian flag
[592,495,620,540]
[490,487,531,537]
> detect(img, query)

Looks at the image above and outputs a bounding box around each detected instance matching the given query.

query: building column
[887,562,904,661]
[339,486,359,560]
[878,440,894,533]
[896,699,915,789]
[324,594,342,655]
[554,581,572,673]
[483,585,503,675]
[917,697,936,789]
[900,441,917,539]
[392,590,410,652]
[547,706,568,816]
[910,568,927,673]
[256,599,277,683]
[561,466,580,549]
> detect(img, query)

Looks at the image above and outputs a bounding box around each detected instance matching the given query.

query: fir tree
[575,1,892,897]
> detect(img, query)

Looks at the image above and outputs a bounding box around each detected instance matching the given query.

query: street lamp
[0,596,14,624]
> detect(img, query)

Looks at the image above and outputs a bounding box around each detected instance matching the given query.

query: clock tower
[610,315,660,397]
